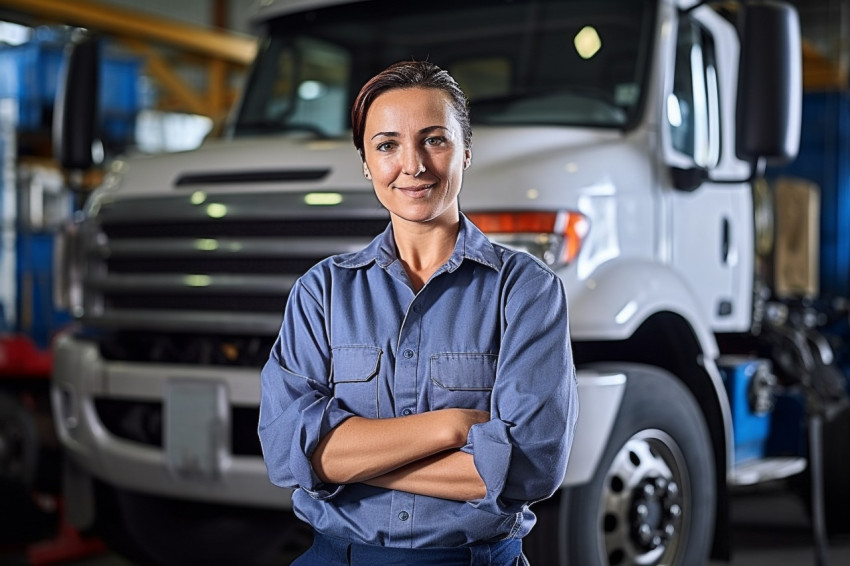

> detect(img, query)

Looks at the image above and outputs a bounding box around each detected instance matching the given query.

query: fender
[561,259,734,481]
[562,370,627,486]
[565,258,718,358]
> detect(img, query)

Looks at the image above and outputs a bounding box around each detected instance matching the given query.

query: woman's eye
[376,141,395,152]
[425,137,446,146]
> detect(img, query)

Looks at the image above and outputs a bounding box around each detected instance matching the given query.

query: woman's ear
[363,162,371,179]
[463,149,472,170]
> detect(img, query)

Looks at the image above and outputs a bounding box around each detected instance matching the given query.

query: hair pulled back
[351,60,471,161]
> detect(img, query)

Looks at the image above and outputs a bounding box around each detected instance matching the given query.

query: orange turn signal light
[466,210,589,266]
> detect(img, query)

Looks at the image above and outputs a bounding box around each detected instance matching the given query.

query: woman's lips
[395,183,435,197]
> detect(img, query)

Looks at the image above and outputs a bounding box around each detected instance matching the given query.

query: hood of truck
[103,126,646,210]
[461,125,647,211]
[106,135,368,198]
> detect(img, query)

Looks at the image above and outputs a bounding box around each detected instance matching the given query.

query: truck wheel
[0,391,39,489]
[560,364,715,566]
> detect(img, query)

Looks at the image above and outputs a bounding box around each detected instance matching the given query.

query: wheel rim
[599,429,691,565]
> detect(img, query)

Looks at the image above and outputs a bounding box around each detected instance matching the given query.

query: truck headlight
[466,210,589,269]
[53,160,125,317]
[53,220,85,317]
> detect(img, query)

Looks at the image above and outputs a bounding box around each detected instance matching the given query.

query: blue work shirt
[258,213,578,548]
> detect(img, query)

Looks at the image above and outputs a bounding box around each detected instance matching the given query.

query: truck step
[729,457,807,486]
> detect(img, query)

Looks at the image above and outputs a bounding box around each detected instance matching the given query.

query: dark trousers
[291,531,528,566]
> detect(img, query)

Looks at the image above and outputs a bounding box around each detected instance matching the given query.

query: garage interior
[2,1,850,565]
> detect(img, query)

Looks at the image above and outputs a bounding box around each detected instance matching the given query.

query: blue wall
[768,92,850,299]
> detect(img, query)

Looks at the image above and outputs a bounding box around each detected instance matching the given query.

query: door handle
[721,217,730,264]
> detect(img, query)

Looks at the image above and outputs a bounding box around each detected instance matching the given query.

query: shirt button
[398,511,410,521]
[403,349,415,359]
[402,408,413,416]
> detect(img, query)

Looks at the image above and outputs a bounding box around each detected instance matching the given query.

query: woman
[258,60,578,566]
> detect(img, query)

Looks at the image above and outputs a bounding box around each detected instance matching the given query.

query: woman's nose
[401,147,426,177]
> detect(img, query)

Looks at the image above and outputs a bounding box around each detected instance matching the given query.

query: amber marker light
[466,210,590,267]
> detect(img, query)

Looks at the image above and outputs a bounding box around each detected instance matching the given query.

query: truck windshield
[234,0,655,138]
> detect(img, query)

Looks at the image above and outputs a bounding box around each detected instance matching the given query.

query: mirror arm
[699,156,768,186]
[680,1,709,16]
[671,166,708,192]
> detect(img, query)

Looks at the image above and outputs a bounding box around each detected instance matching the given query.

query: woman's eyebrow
[371,131,399,140]
[370,125,448,140]
[419,125,449,135]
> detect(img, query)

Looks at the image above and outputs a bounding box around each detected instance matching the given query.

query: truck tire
[560,364,715,566]
[0,391,39,489]
[0,390,56,546]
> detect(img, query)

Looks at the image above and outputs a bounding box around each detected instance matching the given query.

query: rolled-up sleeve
[463,265,579,515]
[258,276,355,499]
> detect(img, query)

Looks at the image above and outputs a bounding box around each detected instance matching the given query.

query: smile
[395,183,435,196]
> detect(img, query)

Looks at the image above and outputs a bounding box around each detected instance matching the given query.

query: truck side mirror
[736,1,801,166]
[53,32,100,173]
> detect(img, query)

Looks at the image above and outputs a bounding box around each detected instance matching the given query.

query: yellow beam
[121,38,208,116]
[208,58,228,120]
[802,41,847,91]
[0,0,257,66]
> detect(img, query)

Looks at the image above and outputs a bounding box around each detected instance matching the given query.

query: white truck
[50,0,810,564]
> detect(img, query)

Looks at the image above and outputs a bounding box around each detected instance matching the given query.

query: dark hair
[351,60,471,161]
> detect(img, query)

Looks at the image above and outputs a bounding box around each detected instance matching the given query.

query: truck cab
[51,1,801,564]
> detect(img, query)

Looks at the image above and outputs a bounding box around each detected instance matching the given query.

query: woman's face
[362,87,471,226]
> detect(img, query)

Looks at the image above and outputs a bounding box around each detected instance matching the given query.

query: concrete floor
[8,483,850,566]
[708,484,850,566]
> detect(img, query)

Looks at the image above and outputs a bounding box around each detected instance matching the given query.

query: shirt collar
[333,213,503,272]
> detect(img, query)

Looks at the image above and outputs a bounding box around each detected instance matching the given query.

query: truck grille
[78,191,388,364]
[94,398,263,456]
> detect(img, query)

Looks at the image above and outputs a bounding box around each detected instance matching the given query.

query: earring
[363,164,371,179]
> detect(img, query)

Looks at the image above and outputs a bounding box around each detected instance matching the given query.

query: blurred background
[2,1,850,565]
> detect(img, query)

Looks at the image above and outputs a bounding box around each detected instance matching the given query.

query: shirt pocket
[331,346,382,418]
[429,353,497,412]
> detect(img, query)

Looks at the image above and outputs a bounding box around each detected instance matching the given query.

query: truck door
[666,11,752,333]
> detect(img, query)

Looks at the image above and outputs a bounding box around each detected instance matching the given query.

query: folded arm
[364,449,485,501]
[311,408,488,485]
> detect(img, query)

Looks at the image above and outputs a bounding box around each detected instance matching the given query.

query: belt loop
[469,543,491,565]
